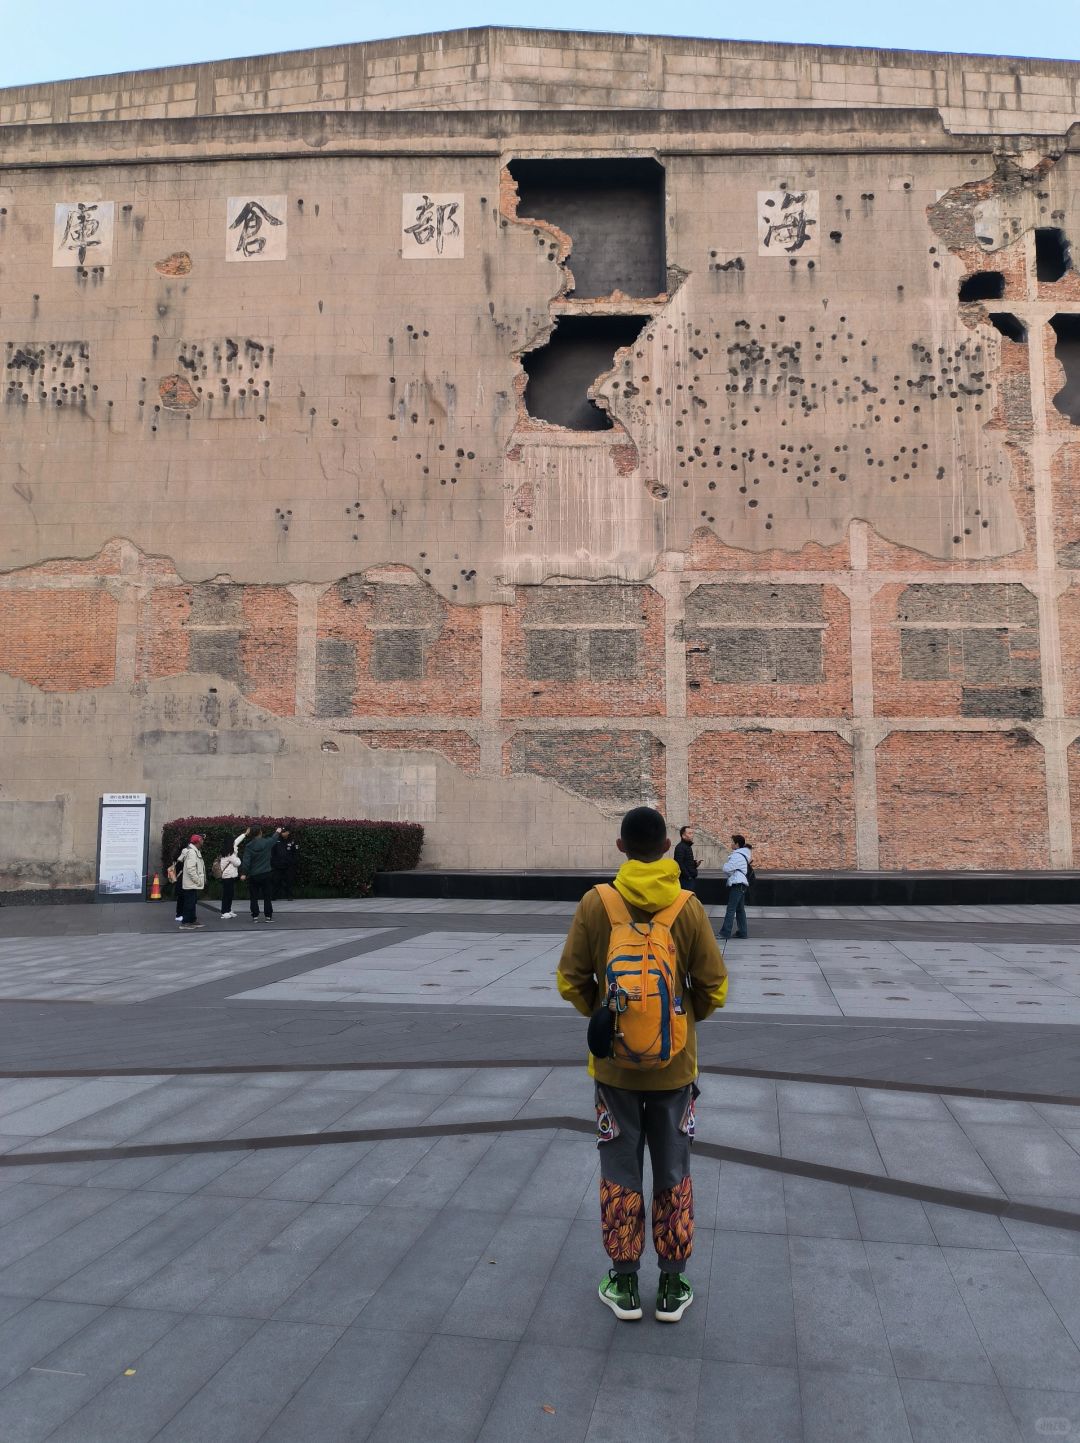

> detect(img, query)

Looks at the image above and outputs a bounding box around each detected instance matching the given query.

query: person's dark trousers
[173,883,185,921]
[181,888,200,925]
[718,884,748,939]
[220,878,235,915]
[595,1083,697,1274]
[272,869,291,901]
[249,875,274,919]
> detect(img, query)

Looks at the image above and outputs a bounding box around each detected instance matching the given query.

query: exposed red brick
[346,729,480,772]
[154,251,192,276]
[687,529,850,572]
[0,588,116,690]
[878,730,1047,869]
[688,730,856,868]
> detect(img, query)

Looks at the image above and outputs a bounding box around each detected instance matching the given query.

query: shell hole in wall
[508,157,666,298]
[522,314,649,431]
[988,312,1027,343]
[1035,228,1071,283]
[958,271,1005,301]
[1050,314,1080,424]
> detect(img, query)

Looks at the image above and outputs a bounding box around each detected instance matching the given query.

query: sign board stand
[95,793,151,902]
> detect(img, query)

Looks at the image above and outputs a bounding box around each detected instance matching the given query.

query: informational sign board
[95,793,151,901]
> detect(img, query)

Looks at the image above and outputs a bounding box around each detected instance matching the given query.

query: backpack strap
[651,890,693,928]
[595,884,633,927]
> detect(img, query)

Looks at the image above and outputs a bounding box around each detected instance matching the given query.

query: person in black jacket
[272,827,299,901]
[673,825,700,895]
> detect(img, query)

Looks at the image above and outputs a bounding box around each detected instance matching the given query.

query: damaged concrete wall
[1,35,1079,884]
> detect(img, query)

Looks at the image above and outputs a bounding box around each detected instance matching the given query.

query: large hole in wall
[958,271,1005,301]
[1036,228,1071,283]
[988,312,1027,343]
[522,314,648,430]
[509,157,666,298]
[1050,315,1080,424]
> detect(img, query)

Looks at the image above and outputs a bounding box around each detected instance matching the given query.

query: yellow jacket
[556,859,729,1091]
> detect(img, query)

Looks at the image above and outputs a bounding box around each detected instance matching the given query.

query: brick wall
[0,589,116,691]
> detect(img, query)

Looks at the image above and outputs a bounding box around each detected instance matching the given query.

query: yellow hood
[613,858,683,913]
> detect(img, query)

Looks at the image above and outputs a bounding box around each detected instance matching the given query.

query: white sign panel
[226,196,287,262]
[402,193,464,259]
[53,201,115,267]
[757,189,819,257]
[97,797,149,897]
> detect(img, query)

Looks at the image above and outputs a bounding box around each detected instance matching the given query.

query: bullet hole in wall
[958,271,1005,301]
[508,157,665,298]
[988,312,1027,343]
[522,314,648,431]
[1049,314,1080,424]
[1035,228,1071,283]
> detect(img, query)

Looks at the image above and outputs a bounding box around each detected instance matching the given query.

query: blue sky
[1,0,1077,88]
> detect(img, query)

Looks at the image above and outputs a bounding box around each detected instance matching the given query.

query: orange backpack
[596,884,691,1070]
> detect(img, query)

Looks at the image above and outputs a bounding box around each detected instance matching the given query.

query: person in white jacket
[718,834,753,941]
[218,828,250,919]
[177,834,207,929]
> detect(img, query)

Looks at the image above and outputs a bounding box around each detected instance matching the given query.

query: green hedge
[160,815,423,899]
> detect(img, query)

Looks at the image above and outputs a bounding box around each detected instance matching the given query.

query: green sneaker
[655,1272,694,1323]
[598,1269,642,1321]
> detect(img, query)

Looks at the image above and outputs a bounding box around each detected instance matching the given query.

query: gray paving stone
[777,1081,863,1115]
[478,1340,605,1443]
[0,1186,123,1270]
[524,1218,618,1353]
[714,1161,787,1235]
[458,1067,552,1099]
[259,1324,428,1443]
[866,1119,1005,1196]
[439,1213,573,1342]
[583,1351,701,1443]
[86,1154,187,1190]
[153,1318,342,1443]
[223,1084,365,1139]
[0,1079,167,1138]
[320,1136,441,1206]
[783,1175,860,1240]
[900,1378,1023,1442]
[258,1141,378,1202]
[0,1298,103,1390]
[779,1111,886,1173]
[0,1183,68,1229]
[864,1241,997,1384]
[510,1137,600,1220]
[1017,1253,1080,1350]
[46,1082,211,1144]
[0,1304,179,1443]
[48,1193,247,1304]
[0,1190,184,1299]
[789,1236,896,1377]
[1002,1216,1080,1260]
[355,1206,504,1334]
[378,1133,497,1211]
[800,1369,912,1443]
[197,1146,319,1197]
[944,1247,1080,1391]
[959,1123,1080,1200]
[695,1361,803,1443]
[704,1229,795,1368]
[273,1203,439,1325]
[1004,1387,1080,1443]
[44,1311,261,1443]
[369,1333,516,1443]
[851,1190,936,1244]
[0,1293,31,1325]
[449,1131,556,1212]
[137,1148,251,1194]
[923,1204,1017,1251]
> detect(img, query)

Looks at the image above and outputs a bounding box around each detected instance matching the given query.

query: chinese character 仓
[226,196,287,263]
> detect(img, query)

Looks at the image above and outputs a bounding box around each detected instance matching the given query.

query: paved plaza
[0,896,1078,1440]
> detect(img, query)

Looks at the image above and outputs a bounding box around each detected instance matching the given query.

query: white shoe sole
[655,1293,693,1323]
[598,1286,642,1322]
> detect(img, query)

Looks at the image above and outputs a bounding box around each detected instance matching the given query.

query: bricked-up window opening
[523,315,648,431]
[509,158,665,298]
[958,271,1005,301]
[988,312,1027,343]
[1036,228,1071,283]
[1050,315,1080,425]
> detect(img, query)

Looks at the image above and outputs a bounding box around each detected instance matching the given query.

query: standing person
[177,834,207,929]
[169,841,187,924]
[673,825,699,895]
[218,827,249,920]
[556,806,728,1324]
[718,834,753,941]
[240,825,276,923]
[274,828,300,901]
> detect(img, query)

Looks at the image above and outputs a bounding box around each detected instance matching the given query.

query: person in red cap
[177,834,207,928]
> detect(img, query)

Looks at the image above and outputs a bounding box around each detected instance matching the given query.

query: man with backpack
[556,806,728,1324]
[176,834,207,929]
[719,833,754,940]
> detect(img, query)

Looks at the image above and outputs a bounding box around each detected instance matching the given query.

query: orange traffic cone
[149,874,162,900]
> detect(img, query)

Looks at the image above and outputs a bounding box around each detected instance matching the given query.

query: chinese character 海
[761,191,816,254]
[60,203,102,265]
[404,195,461,256]
[229,200,284,258]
